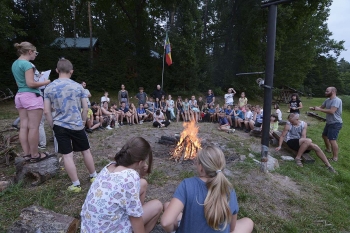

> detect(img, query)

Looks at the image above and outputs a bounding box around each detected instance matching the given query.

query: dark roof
[51,37,98,49]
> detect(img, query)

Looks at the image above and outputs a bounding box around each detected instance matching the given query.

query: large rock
[0,181,10,192]
[266,155,279,171]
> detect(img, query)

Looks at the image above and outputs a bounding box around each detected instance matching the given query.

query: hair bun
[14,43,21,49]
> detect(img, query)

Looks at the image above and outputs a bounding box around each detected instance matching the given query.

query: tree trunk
[8,205,79,233]
[15,154,59,186]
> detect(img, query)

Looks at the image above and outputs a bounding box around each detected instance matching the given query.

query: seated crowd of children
[85,88,283,140]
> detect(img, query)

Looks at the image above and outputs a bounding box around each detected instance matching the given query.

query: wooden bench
[306,111,326,122]
[272,131,315,164]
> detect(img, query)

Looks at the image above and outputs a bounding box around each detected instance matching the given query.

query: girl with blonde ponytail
[161,146,254,233]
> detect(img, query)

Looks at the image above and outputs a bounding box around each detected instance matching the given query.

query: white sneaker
[106,125,113,130]
[139,121,143,124]
[228,129,235,134]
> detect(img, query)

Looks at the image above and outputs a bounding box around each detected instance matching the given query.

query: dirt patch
[0,119,312,231]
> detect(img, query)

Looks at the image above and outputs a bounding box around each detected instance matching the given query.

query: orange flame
[171,120,201,161]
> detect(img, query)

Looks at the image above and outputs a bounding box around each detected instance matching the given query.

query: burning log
[158,136,178,145]
[170,121,201,162]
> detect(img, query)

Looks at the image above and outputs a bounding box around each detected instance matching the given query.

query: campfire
[170,120,201,162]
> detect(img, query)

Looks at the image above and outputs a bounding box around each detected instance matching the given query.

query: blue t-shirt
[206,94,215,104]
[174,177,239,233]
[44,78,87,130]
[225,109,232,116]
[234,110,245,120]
[219,117,229,126]
[208,108,215,114]
[137,108,146,114]
[119,107,129,113]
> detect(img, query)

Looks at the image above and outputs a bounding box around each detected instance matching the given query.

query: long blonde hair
[14,42,36,56]
[197,146,232,230]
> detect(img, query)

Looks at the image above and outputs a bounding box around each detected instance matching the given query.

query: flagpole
[161,46,165,90]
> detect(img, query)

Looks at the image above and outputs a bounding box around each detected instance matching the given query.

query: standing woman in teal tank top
[12,42,51,162]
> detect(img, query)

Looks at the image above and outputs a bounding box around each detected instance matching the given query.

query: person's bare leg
[249,120,254,130]
[322,135,331,152]
[308,143,331,166]
[329,140,339,161]
[27,109,43,157]
[228,117,232,126]
[140,178,147,205]
[18,108,30,155]
[142,199,162,233]
[63,152,79,182]
[296,138,312,159]
[81,149,96,174]
[91,123,100,130]
[233,217,254,233]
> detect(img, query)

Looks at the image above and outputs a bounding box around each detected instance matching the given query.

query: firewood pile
[0,128,19,166]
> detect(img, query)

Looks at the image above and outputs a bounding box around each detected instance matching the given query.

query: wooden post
[88,1,93,64]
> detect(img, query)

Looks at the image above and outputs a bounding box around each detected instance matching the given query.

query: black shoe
[85,128,93,133]
[12,124,19,130]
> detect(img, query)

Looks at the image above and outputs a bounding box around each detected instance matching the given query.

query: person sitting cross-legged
[153,110,170,128]
[91,102,103,129]
[101,101,115,130]
[275,113,336,172]
[218,116,235,134]
[85,108,101,133]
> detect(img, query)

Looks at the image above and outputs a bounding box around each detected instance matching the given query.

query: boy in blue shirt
[208,105,216,122]
[232,105,245,130]
[44,59,97,192]
[218,116,235,134]
[225,105,234,127]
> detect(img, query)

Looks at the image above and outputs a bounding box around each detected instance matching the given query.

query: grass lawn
[0,94,349,232]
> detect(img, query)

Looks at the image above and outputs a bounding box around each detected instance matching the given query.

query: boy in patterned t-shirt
[44,59,97,192]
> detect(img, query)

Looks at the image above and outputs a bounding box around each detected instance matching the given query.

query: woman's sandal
[295,158,303,167]
[22,154,31,162]
[327,157,338,162]
[30,152,51,163]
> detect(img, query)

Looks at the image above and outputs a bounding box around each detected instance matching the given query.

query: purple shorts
[15,92,43,110]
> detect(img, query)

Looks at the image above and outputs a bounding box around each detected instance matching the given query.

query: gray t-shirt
[84,89,91,106]
[322,97,342,124]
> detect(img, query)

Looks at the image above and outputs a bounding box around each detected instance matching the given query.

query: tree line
[0,0,348,97]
